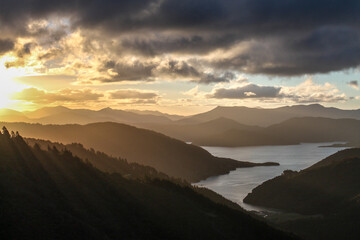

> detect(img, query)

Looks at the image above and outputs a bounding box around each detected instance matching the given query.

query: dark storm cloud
[98,59,234,83]
[98,59,201,82]
[197,71,236,84]
[211,27,360,75]
[210,84,281,99]
[120,33,239,56]
[1,0,360,76]
[17,43,34,58]
[0,38,15,55]
[347,80,359,89]
[98,60,155,82]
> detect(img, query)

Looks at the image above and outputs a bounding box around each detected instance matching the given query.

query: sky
[0,0,359,115]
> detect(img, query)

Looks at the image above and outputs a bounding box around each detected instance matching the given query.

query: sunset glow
[0,0,358,114]
[0,56,28,109]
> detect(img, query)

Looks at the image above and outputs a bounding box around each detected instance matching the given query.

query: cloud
[108,89,159,105]
[280,79,347,103]
[12,87,103,104]
[109,89,158,99]
[210,84,281,99]
[1,0,360,81]
[95,58,234,84]
[182,86,199,97]
[0,38,15,55]
[347,80,359,90]
[120,33,239,56]
[208,79,347,103]
[98,60,156,82]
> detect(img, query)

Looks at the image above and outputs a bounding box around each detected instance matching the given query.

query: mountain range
[147,117,360,147]
[3,104,360,148]
[2,104,360,128]
[178,104,360,126]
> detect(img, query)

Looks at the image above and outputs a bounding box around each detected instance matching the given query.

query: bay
[194,143,347,211]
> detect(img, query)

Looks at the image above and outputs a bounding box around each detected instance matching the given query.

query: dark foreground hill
[0,129,295,240]
[25,138,170,181]
[1,122,277,182]
[244,148,360,240]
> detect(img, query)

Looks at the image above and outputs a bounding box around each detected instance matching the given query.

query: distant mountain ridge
[191,117,360,147]
[2,106,175,125]
[2,104,360,128]
[3,104,360,148]
[178,104,360,127]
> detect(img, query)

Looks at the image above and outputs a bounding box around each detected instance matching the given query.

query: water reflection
[194,143,347,211]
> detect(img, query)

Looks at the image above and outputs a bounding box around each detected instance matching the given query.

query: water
[194,143,347,212]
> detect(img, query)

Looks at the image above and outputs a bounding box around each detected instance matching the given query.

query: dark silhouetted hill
[0,128,296,240]
[24,138,250,211]
[25,138,170,181]
[1,122,277,182]
[244,148,360,240]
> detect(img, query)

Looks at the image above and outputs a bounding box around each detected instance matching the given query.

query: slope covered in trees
[1,122,277,182]
[0,128,295,240]
[25,138,170,181]
[243,148,360,240]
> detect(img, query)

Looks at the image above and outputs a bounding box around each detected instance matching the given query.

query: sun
[0,56,28,109]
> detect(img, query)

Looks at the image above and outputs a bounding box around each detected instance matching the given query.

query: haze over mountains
[2,104,360,148]
[21,106,175,125]
[2,104,360,127]
[190,117,360,147]
[177,104,360,126]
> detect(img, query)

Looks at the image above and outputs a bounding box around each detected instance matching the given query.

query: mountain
[2,106,177,125]
[25,138,170,181]
[127,109,184,121]
[0,128,296,240]
[24,106,72,119]
[143,117,262,143]
[244,148,360,213]
[179,104,360,127]
[23,106,174,125]
[1,122,278,182]
[243,148,360,240]
[192,117,360,147]
[24,137,254,211]
[0,109,30,122]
